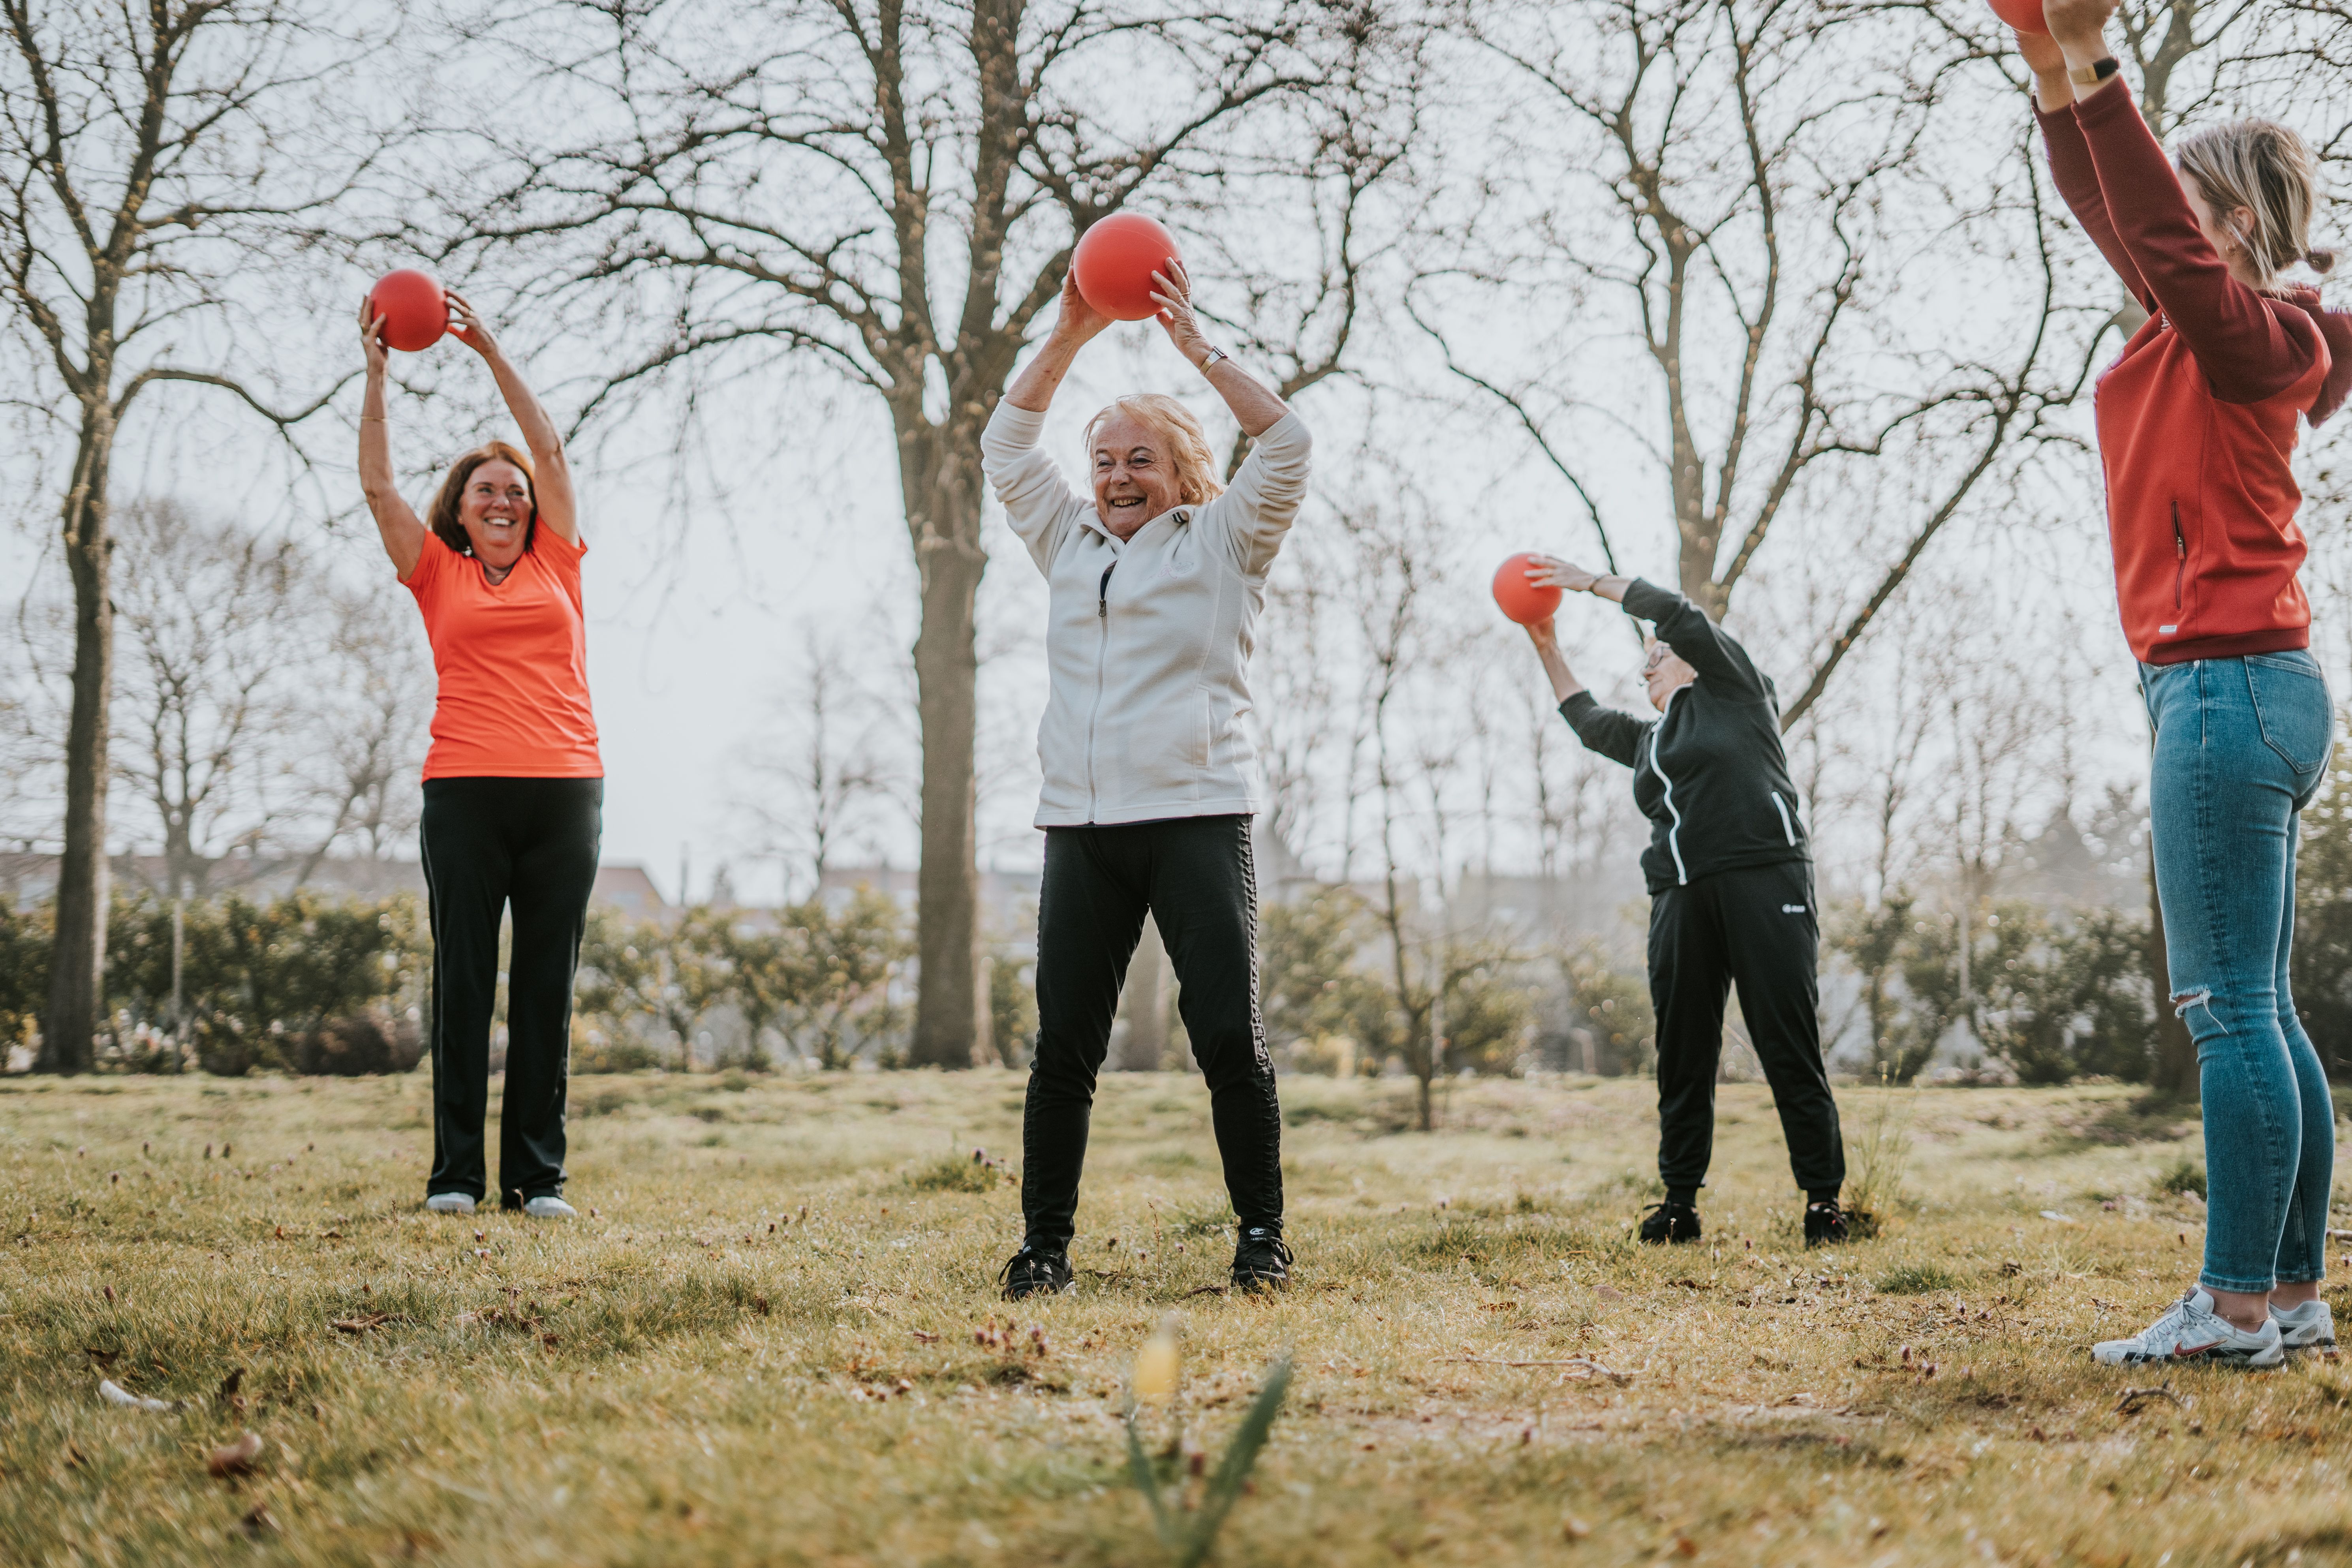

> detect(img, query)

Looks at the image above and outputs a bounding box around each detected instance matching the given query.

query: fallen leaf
[208,1431,265,1478]
[218,1368,244,1403]
[1562,1517,1592,1542]
[241,1502,276,1538]
[1595,1284,1625,1301]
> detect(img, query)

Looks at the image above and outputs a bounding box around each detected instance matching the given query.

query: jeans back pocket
[2246,654,2333,776]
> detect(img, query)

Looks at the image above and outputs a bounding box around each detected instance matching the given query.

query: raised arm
[357,301,426,581]
[2021,26,2151,307]
[1149,259,1289,438]
[1527,556,1768,699]
[447,292,579,545]
[2041,0,2323,402]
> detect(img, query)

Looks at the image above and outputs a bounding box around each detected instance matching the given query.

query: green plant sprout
[1122,1314,1293,1567]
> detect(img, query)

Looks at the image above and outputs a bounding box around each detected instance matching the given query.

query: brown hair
[2174,118,2335,288]
[1084,393,1226,507]
[427,441,537,556]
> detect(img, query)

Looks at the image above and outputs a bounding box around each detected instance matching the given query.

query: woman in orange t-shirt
[358,291,601,1220]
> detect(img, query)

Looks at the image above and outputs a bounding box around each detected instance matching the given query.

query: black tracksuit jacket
[1558,580,1810,894]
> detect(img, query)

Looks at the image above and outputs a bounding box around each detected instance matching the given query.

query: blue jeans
[2143,651,2334,1294]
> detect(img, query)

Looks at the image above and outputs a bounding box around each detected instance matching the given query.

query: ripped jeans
[2143,651,2335,1294]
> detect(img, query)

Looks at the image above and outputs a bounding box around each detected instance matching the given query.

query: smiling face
[460,458,534,567]
[1090,410,1184,542]
[1643,638,1697,712]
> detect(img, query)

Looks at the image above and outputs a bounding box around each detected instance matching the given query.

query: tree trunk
[902,417,992,1068]
[1112,915,1168,1070]
[39,419,116,1074]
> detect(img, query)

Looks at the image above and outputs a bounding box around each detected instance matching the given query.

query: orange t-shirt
[402,528,603,779]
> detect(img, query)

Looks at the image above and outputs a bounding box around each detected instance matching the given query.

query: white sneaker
[425,1192,476,1215]
[522,1196,577,1219]
[2271,1298,2336,1353]
[2093,1288,2284,1369]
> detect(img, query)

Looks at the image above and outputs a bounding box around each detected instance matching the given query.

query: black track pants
[1024,815,1283,1249]
[1648,859,1845,1196]
[420,777,603,1207]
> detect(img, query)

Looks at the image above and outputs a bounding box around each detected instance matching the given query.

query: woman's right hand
[2040,0,2116,56]
[1047,268,1114,348]
[358,297,388,378]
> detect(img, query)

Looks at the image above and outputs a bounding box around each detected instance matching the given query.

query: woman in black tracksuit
[1520,556,1847,1247]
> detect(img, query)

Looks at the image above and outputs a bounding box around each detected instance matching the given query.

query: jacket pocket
[2246,654,2332,775]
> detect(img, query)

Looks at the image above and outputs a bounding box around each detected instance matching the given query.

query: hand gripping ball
[368,269,449,353]
[1072,213,1184,322]
[1988,0,2049,35]
[1492,554,1563,626]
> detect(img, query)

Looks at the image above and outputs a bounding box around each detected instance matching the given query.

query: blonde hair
[1084,394,1225,507]
[2174,118,2335,288]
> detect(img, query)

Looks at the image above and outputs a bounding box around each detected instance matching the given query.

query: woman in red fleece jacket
[2026,0,2351,1369]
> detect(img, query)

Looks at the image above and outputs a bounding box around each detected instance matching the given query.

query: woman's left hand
[1149,259,1215,367]
[1526,554,1602,594]
[447,290,502,360]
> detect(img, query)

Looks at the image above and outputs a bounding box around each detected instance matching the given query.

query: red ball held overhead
[368,268,449,353]
[1492,553,1563,626]
[1072,213,1184,322]
[1987,0,2049,35]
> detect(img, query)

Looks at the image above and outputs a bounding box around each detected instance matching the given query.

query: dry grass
[2,1069,2346,1565]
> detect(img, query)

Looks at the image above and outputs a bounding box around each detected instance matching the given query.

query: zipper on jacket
[1086,560,1116,819]
[1770,790,1797,847]
[2170,501,2185,612]
[1645,687,1690,885]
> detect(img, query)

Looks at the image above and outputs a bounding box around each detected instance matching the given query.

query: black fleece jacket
[1559,580,1811,896]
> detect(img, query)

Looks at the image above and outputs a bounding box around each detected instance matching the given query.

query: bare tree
[455,0,1422,1065]
[289,587,432,883]
[1414,0,2072,731]
[1,0,361,1070]
[732,629,896,897]
[110,500,307,900]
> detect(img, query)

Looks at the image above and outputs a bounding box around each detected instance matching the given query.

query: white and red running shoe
[2269,1298,2336,1354]
[2092,1288,2284,1369]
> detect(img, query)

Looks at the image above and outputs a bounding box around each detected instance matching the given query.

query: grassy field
[3,1068,2348,1566]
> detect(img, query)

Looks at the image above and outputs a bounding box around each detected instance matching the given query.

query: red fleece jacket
[2038,78,2352,665]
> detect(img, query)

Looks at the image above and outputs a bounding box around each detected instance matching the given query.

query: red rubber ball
[369,269,448,353]
[1072,214,1183,322]
[1986,0,2048,35]
[1492,553,1563,626]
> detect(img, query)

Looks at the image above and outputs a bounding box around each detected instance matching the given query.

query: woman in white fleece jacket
[981,257,1311,1301]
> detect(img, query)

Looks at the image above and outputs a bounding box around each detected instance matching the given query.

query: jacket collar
[1078,505,1193,549]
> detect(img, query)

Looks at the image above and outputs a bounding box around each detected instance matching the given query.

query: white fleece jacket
[980,401,1313,827]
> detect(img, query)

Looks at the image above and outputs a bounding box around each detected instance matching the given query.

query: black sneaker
[998,1245,1072,1300]
[1638,1201,1702,1245]
[1803,1200,1850,1248]
[1231,1227,1294,1291]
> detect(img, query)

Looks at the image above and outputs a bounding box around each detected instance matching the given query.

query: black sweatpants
[1648,859,1844,1196]
[1024,814,1283,1249]
[420,777,603,1207]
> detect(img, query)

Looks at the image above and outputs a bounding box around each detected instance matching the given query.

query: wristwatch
[1199,346,1229,374]
[2069,56,2119,87]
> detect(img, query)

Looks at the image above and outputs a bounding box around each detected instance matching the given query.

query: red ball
[1072,213,1184,322]
[1492,553,1563,626]
[368,269,448,353]
[1988,0,2048,35]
